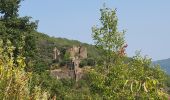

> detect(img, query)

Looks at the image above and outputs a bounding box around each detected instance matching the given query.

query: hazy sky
[19,0,170,60]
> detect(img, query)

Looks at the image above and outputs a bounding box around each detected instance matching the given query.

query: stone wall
[79,46,87,59]
[53,47,60,60]
[67,45,87,59]
[50,69,83,80]
[51,45,87,81]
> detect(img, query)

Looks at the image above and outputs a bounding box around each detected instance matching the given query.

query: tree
[0,0,38,68]
[88,6,168,99]
[92,6,126,67]
[0,0,22,19]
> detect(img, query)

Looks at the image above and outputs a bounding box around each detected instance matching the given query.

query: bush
[80,58,96,68]
[87,54,168,99]
[87,58,96,66]
[80,59,88,67]
[0,40,49,99]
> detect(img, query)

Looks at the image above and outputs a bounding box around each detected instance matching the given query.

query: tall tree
[0,0,22,19]
[92,6,126,67]
[88,6,168,99]
[0,0,38,68]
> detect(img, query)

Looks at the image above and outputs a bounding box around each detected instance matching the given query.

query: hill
[153,58,170,74]
[33,32,170,76]
[32,32,101,71]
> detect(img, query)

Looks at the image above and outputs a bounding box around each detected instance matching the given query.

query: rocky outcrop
[53,47,60,61]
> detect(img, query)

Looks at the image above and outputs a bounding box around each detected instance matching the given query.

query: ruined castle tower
[79,46,87,59]
[53,47,60,60]
[67,45,87,81]
[51,46,87,81]
[68,45,87,60]
[72,56,81,81]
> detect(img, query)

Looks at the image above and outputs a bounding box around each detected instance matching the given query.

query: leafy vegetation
[92,7,126,67]
[0,40,49,99]
[87,54,167,99]
[0,1,169,100]
[0,0,37,72]
[87,7,168,99]
[32,32,100,72]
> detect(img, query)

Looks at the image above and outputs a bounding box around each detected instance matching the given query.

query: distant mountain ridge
[153,58,170,74]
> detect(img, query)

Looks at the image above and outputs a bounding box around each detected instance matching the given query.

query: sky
[19,0,170,61]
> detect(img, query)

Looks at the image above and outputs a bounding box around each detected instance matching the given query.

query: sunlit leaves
[0,40,49,99]
[87,53,168,99]
[90,6,168,99]
[92,6,126,67]
[0,40,29,99]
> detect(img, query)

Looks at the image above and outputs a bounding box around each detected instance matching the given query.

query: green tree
[87,54,167,99]
[92,6,125,67]
[0,0,38,69]
[0,0,22,19]
[88,6,168,99]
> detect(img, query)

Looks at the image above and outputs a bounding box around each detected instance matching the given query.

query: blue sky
[19,0,170,60]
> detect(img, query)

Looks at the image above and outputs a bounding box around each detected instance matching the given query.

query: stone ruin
[67,45,87,81]
[53,47,60,61]
[67,45,87,60]
[51,45,87,81]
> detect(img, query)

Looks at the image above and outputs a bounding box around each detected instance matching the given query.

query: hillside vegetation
[0,0,169,99]
[35,32,100,61]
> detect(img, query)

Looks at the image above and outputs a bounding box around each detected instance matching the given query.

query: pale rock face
[53,47,60,60]
[79,47,87,59]
[67,45,87,60]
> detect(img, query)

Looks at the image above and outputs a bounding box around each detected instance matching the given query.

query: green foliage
[58,51,71,67]
[0,0,38,71]
[33,32,100,70]
[165,75,170,88]
[80,58,96,67]
[0,40,49,99]
[0,0,22,18]
[0,40,29,99]
[80,59,88,67]
[63,52,70,61]
[92,6,125,67]
[30,71,95,99]
[88,6,168,99]
[0,1,168,99]
[87,54,167,99]
[164,75,170,95]
[33,62,49,73]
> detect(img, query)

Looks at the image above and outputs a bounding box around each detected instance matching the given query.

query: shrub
[87,54,168,99]
[0,40,49,99]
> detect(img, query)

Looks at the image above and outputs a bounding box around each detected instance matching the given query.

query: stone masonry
[52,46,87,81]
